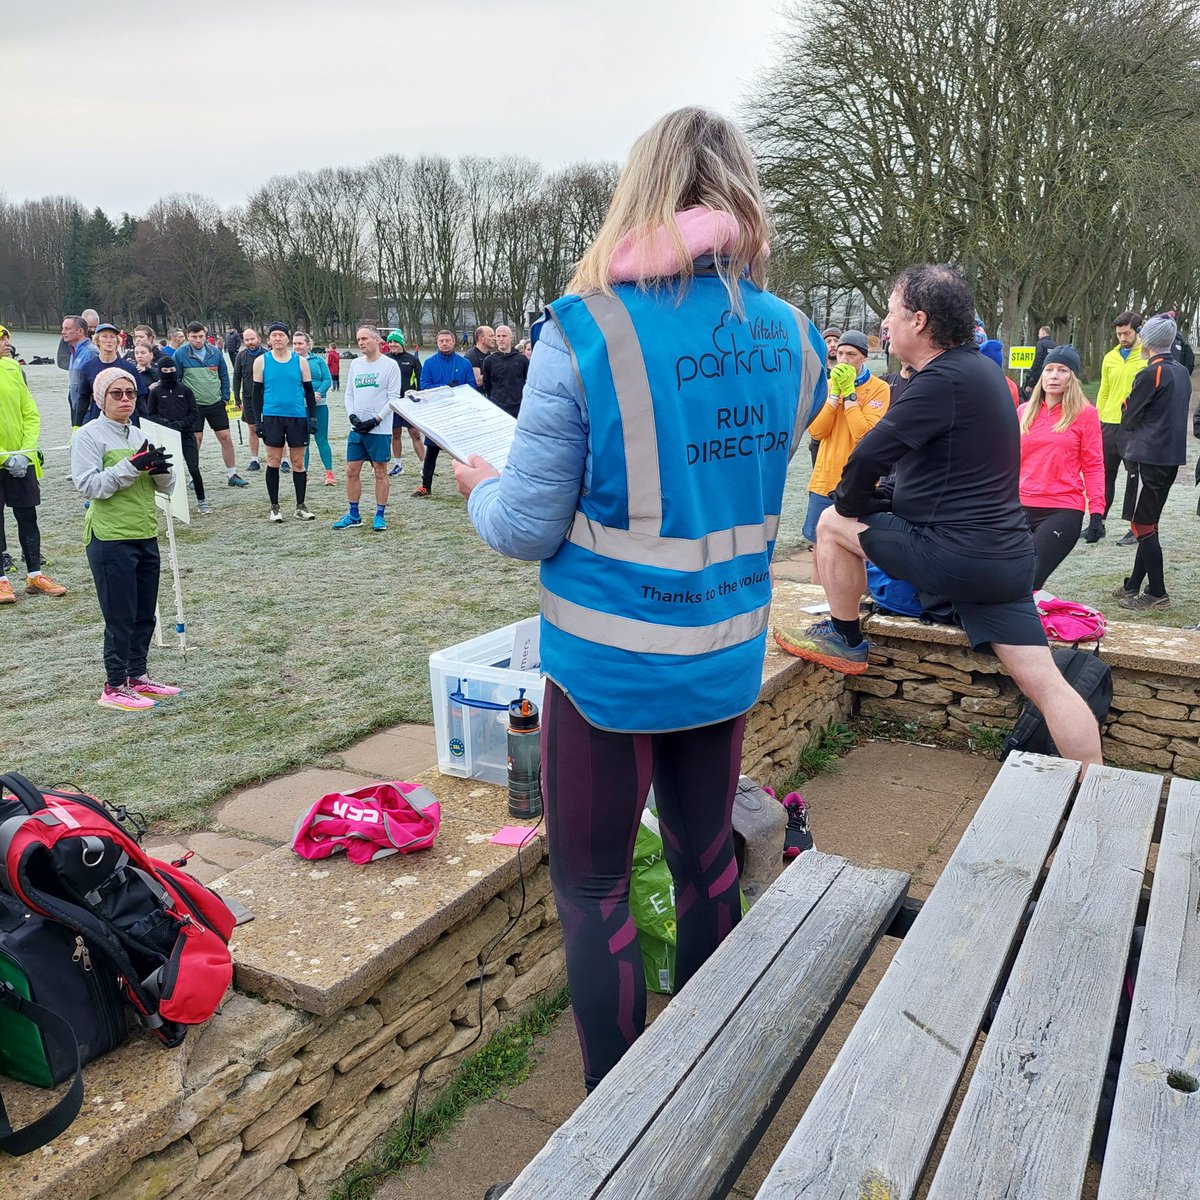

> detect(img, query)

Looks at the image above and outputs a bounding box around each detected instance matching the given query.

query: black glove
[350,413,380,433]
[128,440,157,472]
[256,423,265,439]
[308,417,318,434]
[141,446,173,475]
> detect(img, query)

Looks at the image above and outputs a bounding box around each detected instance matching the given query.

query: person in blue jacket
[413,330,476,496]
[455,106,826,1143]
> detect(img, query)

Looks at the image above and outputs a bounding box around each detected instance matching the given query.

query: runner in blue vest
[455,108,826,1149]
[251,321,317,523]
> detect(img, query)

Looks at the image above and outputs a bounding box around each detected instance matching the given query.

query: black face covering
[158,368,177,387]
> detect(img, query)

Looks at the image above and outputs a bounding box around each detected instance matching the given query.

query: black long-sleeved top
[833,345,1030,557]
[1026,334,1056,389]
[1121,353,1190,465]
[148,379,200,434]
[481,350,529,417]
[232,345,264,405]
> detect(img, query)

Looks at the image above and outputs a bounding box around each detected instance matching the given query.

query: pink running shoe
[98,683,156,711]
[781,791,813,858]
[128,675,182,698]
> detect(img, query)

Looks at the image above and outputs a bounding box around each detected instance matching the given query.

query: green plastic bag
[630,805,747,994]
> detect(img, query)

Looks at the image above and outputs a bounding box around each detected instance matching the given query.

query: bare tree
[745,0,1200,366]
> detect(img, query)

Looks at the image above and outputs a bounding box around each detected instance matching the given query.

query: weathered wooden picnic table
[504,753,1200,1199]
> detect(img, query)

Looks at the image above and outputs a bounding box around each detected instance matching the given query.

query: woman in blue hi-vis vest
[456,107,827,1123]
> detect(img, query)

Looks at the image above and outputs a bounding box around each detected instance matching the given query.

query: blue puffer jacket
[467,320,586,561]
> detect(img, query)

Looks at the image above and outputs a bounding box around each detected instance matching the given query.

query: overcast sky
[6,0,793,216]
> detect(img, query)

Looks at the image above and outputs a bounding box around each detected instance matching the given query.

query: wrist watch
[845,392,859,404]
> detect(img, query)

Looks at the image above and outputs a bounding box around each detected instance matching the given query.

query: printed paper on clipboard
[388,385,517,471]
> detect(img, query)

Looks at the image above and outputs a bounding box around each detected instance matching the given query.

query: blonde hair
[1020,373,1088,434]
[567,107,771,312]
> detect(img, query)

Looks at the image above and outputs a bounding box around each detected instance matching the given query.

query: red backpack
[0,773,237,1046]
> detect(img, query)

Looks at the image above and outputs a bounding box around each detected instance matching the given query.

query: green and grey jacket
[70,415,175,543]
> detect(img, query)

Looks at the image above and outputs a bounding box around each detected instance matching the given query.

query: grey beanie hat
[838,330,870,354]
[1140,314,1177,353]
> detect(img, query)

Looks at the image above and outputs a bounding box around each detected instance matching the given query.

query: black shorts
[1130,463,1177,527]
[239,394,258,424]
[859,512,1045,651]
[0,469,40,508]
[261,415,309,449]
[197,400,230,433]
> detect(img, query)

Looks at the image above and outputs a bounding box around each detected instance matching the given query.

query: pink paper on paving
[490,826,541,846]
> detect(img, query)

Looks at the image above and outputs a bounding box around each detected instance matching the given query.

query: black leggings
[1101,422,1122,518]
[85,537,160,686]
[1024,507,1083,592]
[181,435,205,501]
[1126,464,1177,597]
[542,681,745,1090]
[0,504,41,573]
[421,441,440,489]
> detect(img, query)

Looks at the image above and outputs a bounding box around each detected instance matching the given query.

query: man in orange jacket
[804,330,890,547]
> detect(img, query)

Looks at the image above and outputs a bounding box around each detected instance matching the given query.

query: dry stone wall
[852,615,1200,779]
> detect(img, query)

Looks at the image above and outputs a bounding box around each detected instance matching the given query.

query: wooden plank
[503,851,890,1199]
[926,764,1162,1200]
[755,751,1080,1200]
[598,862,908,1200]
[1097,778,1200,1200]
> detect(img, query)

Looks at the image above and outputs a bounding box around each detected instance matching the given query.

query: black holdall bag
[0,888,127,1156]
[999,646,1113,759]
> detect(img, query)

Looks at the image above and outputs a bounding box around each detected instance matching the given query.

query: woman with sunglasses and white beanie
[71,365,181,710]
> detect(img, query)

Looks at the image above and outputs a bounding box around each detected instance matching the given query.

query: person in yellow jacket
[1087,309,1143,542]
[804,329,890,546]
[0,323,67,604]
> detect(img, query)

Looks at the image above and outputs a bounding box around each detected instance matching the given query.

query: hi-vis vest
[539,278,827,733]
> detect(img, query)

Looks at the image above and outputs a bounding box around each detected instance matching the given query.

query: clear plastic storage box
[429,623,546,786]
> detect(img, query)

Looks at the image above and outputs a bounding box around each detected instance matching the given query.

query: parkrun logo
[675,310,794,390]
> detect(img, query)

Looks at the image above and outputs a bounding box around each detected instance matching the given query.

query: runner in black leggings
[541,681,745,1089]
[1015,345,1104,592]
[1112,315,1192,610]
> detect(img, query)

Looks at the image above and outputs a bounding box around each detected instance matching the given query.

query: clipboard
[388,385,517,470]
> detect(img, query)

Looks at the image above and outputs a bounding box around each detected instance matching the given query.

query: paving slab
[142,837,227,885]
[376,1100,559,1200]
[491,1016,586,1126]
[801,744,986,876]
[341,724,438,780]
[186,831,277,871]
[214,768,378,843]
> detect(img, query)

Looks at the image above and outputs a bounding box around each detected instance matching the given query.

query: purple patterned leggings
[541,680,746,1089]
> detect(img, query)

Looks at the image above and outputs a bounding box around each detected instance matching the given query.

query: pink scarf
[607,207,767,282]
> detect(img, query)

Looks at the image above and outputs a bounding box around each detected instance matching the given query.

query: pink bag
[292,781,441,863]
[1035,595,1106,644]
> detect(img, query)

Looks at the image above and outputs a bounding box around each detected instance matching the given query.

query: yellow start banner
[1008,346,1036,369]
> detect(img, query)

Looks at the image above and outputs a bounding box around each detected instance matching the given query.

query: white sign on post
[139,418,190,526]
[138,417,189,654]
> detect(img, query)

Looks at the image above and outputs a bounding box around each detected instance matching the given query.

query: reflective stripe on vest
[567,511,781,571]
[580,292,663,533]
[540,586,771,656]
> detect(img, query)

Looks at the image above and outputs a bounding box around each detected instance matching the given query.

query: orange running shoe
[0,578,15,604]
[26,573,66,597]
[773,620,870,675]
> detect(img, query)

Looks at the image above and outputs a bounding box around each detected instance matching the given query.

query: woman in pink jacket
[1017,345,1105,591]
